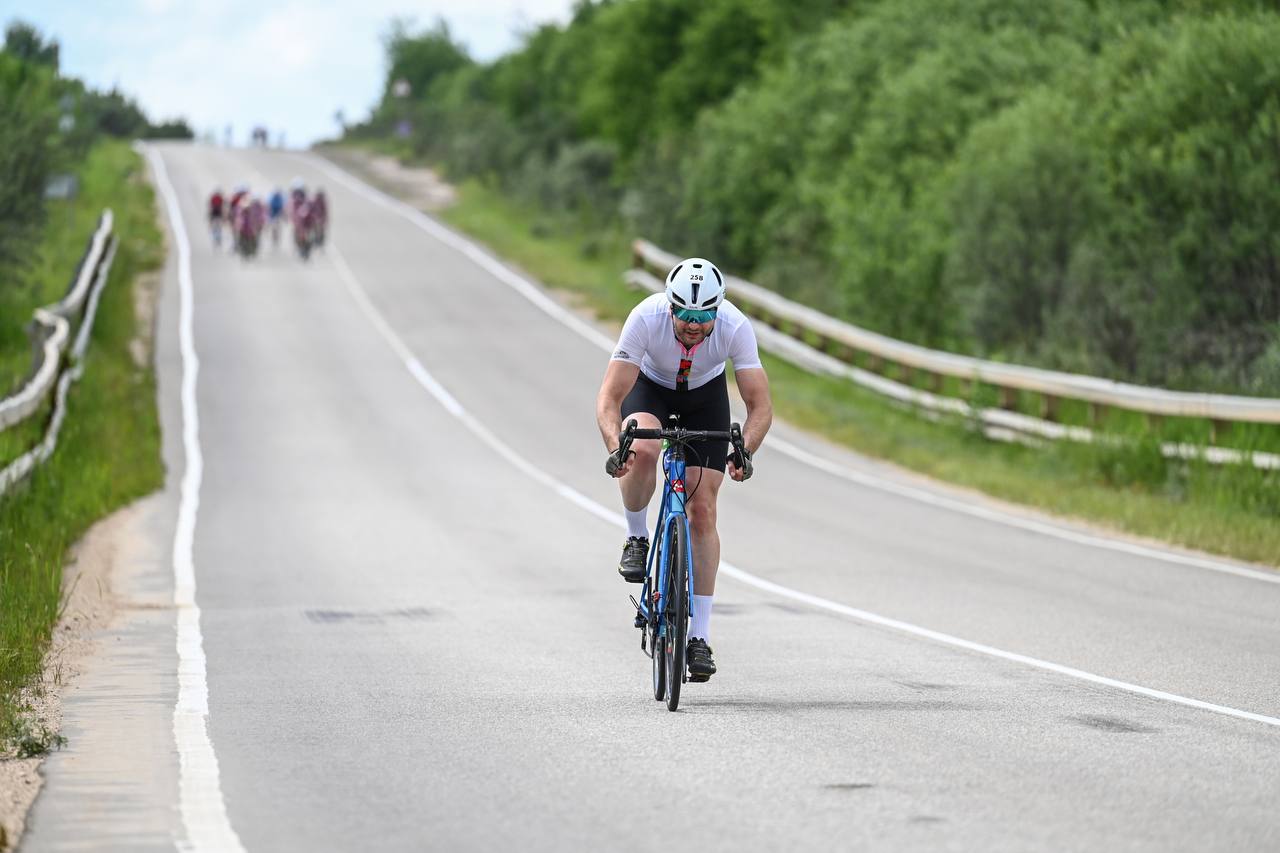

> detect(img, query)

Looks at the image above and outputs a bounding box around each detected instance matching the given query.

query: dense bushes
[350,0,1280,394]
[944,11,1280,389]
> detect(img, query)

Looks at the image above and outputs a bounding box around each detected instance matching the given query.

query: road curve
[23,143,1280,852]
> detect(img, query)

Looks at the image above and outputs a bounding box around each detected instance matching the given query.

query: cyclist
[312,188,328,245]
[226,183,250,251]
[268,187,286,246]
[229,183,250,213]
[596,257,773,681]
[208,188,225,245]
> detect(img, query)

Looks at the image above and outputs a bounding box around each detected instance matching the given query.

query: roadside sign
[45,174,79,200]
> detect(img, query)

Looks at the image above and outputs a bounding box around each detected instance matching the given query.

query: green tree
[3,21,58,70]
[573,0,687,155]
[380,18,471,106]
[1083,13,1280,388]
[0,53,58,281]
[653,0,768,133]
[945,89,1100,365]
[144,118,195,139]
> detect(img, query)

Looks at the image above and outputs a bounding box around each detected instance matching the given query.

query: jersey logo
[676,356,693,390]
[613,349,631,360]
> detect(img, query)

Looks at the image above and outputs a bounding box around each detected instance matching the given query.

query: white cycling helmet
[665,257,725,311]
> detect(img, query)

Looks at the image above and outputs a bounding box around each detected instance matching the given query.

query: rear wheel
[664,519,689,712]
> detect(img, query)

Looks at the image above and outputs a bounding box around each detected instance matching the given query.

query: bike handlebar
[606,418,750,478]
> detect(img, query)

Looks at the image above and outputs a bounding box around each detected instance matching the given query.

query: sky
[4,0,580,147]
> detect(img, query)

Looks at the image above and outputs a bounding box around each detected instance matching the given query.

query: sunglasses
[673,306,717,324]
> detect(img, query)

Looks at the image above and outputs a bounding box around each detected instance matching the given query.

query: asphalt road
[22,143,1280,852]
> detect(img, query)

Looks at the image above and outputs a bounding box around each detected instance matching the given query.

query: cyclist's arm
[733,367,773,454]
[728,318,771,456]
[596,359,640,453]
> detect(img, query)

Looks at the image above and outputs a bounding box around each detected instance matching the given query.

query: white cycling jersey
[611,293,763,391]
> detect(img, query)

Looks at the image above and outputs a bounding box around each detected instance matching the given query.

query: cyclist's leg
[685,467,725,595]
[618,375,670,513]
[616,377,669,580]
[684,469,723,674]
[678,371,731,597]
[618,411,661,511]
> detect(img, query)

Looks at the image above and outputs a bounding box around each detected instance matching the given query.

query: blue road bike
[614,416,746,711]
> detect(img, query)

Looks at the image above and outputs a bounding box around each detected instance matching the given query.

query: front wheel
[651,623,666,701]
[664,518,690,712]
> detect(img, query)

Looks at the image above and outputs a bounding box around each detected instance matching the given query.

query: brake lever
[606,419,639,476]
[729,423,745,468]
[729,423,752,480]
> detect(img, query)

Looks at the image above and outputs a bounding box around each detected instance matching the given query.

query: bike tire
[649,539,666,700]
[664,518,689,712]
[651,624,666,701]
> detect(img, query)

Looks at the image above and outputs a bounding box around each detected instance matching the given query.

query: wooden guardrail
[0,211,114,431]
[630,239,1280,469]
[0,211,116,496]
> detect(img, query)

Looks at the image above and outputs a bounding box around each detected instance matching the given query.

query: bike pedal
[687,673,711,683]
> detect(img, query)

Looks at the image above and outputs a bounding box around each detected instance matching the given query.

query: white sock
[625,506,649,539]
[690,594,714,641]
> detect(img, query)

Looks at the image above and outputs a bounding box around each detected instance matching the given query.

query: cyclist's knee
[688,501,717,536]
[631,439,661,469]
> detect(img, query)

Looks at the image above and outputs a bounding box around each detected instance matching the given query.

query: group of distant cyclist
[207,178,328,260]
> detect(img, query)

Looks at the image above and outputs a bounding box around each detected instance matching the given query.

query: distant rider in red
[208,189,225,246]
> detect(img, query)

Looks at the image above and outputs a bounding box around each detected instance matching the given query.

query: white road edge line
[145,145,247,852]
[326,240,1280,730]
[305,152,1280,587]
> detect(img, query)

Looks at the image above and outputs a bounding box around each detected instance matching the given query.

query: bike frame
[638,440,695,646]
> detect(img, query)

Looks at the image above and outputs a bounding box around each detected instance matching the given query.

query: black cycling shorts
[621,371,730,471]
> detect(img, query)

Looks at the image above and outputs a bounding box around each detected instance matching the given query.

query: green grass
[0,140,165,754]
[760,356,1280,564]
[0,396,52,470]
[330,143,1280,568]
[440,179,639,322]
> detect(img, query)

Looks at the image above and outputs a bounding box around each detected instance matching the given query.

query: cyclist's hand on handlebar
[605,447,636,478]
[605,419,638,478]
[727,446,753,482]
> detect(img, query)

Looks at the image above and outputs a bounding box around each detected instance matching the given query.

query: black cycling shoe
[618,536,649,583]
[687,638,716,682]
